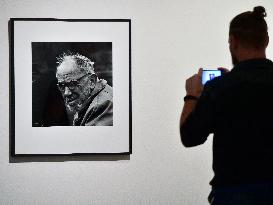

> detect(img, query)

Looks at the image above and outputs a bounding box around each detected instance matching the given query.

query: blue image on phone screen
[202,70,221,85]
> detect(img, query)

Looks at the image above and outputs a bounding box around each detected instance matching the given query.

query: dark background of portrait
[32,42,113,127]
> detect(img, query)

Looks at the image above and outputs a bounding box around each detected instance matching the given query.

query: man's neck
[237,49,266,62]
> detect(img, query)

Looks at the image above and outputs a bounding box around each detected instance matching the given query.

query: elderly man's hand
[185,68,203,97]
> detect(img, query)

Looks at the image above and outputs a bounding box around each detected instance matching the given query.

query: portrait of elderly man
[56,53,113,126]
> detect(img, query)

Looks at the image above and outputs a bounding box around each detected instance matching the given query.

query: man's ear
[90,74,97,89]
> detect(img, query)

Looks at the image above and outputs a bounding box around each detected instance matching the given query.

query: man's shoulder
[201,72,237,101]
[205,68,245,89]
[96,84,113,102]
[87,84,113,111]
[204,73,227,91]
[80,84,113,126]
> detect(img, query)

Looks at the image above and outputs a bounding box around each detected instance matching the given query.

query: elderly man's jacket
[73,79,113,126]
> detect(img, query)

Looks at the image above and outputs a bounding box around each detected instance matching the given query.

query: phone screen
[202,70,221,85]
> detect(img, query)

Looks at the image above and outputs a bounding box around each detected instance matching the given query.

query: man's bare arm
[180,68,203,126]
[180,100,197,126]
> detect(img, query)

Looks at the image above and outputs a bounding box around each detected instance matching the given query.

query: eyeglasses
[57,74,88,92]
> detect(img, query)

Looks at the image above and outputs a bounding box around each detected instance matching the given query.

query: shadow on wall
[9,154,130,163]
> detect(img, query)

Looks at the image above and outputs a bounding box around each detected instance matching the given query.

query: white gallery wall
[0,0,273,204]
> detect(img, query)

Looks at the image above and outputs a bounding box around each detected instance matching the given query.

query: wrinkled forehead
[56,59,88,82]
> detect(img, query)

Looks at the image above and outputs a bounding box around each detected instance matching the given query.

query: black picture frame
[9,18,132,157]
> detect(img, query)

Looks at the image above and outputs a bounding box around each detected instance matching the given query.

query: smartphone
[202,69,222,85]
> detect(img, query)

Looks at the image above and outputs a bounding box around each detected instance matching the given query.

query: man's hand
[185,68,203,97]
[217,67,230,73]
[180,68,203,125]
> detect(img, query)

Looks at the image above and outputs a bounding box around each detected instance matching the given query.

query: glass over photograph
[32,42,113,127]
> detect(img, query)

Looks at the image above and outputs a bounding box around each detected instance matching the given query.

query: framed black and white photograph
[10,18,131,156]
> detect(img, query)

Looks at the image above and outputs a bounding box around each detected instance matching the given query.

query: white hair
[56,52,95,74]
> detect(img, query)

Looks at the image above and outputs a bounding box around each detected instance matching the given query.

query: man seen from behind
[180,6,273,205]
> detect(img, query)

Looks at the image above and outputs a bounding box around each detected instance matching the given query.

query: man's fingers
[198,68,203,77]
[218,67,230,73]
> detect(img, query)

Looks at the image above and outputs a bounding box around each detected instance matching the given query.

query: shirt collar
[232,58,273,72]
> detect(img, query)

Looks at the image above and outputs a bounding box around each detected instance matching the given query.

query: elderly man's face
[56,59,95,112]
